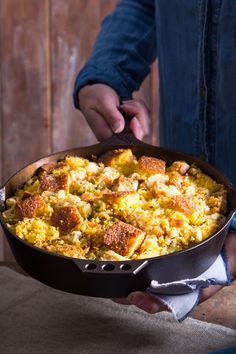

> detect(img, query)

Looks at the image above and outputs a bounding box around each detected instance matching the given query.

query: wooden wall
[0,0,159,261]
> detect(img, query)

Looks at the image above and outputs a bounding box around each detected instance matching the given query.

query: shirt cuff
[73,64,132,110]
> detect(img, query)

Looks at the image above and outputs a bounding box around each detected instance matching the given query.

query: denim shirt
[73,0,236,188]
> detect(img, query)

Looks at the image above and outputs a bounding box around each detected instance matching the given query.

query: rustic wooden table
[1,262,235,330]
[191,281,236,330]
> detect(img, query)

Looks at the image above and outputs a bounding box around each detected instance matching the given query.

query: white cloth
[147,255,228,321]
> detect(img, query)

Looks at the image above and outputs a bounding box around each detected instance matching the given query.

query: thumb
[127,291,167,314]
[98,102,125,134]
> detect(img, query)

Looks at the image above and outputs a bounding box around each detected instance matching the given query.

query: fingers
[82,108,113,141]
[95,101,125,134]
[78,84,125,140]
[127,291,167,314]
[120,99,151,139]
[78,84,151,141]
[199,284,223,303]
[129,117,144,140]
[112,291,167,314]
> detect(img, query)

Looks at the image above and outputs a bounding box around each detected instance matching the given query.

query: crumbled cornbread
[2,149,227,260]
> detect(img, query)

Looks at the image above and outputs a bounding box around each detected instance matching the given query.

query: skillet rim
[0,140,235,265]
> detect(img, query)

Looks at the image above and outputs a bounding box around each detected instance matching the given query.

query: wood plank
[0,0,50,261]
[0,0,160,262]
[51,0,103,152]
[100,0,117,20]
[0,0,4,261]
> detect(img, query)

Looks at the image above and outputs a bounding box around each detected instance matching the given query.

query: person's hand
[78,84,150,141]
[112,232,236,314]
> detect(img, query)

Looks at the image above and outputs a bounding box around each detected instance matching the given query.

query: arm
[73,0,157,108]
[73,0,157,141]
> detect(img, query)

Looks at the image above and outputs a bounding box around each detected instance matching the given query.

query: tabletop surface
[1,262,235,330]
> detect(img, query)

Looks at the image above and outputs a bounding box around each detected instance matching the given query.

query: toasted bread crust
[103,220,144,257]
[15,195,46,220]
[138,156,166,174]
[39,162,67,177]
[40,173,69,192]
[98,150,124,165]
[170,195,195,215]
[98,149,135,166]
[51,206,81,234]
[43,242,85,258]
[40,163,57,173]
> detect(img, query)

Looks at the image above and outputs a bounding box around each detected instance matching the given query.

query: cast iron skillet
[0,114,236,298]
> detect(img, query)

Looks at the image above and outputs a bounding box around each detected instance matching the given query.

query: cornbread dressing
[2,149,227,261]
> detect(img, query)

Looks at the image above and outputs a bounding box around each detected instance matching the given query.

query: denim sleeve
[73,0,157,109]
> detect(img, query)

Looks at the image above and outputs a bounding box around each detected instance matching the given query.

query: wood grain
[0,0,159,261]
[100,0,117,20]
[191,281,236,329]
[0,0,3,260]
[51,0,100,152]
[0,0,50,260]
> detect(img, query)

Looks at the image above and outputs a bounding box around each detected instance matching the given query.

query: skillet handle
[73,259,148,275]
[119,96,132,135]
